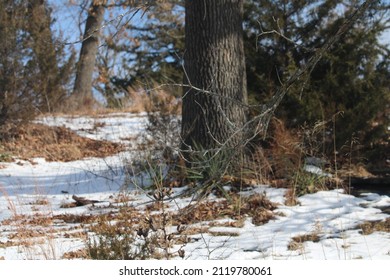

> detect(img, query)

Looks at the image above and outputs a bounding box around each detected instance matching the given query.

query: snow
[303,164,332,177]
[36,112,149,145]
[0,113,389,260]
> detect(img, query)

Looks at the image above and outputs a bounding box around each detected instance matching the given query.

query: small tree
[0,0,73,130]
[26,0,73,112]
[0,1,31,128]
[95,1,185,107]
[244,0,389,157]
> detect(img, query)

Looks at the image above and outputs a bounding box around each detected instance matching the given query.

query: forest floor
[0,112,389,260]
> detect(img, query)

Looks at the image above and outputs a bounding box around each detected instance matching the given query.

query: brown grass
[0,123,125,162]
[284,188,300,206]
[175,193,278,226]
[62,248,89,259]
[267,118,303,179]
[209,231,240,237]
[338,163,376,183]
[287,233,321,251]
[208,219,246,228]
[357,218,390,235]
[0,192,278,259]
[53,213,103,224]
[56,85,181,116]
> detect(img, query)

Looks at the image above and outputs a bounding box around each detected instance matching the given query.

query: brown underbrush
[0,123,125,162]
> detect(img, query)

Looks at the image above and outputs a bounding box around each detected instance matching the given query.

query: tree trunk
[181,0,248,161]
[72,0,106,109]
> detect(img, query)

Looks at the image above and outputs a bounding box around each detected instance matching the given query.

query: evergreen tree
[26,0,74,112]
[244,0,389,156]
[0,0,73,129]
[96,1,184,107]
[0,0,33,127]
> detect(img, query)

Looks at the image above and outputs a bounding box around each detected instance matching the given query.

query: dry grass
[259,118,347,205]
[0,201,60,259]
[175,193,278,226]
[0,123,125,162]
[209,231,240,237]
[62,248,89,259]
[357,218,390,235]
[287,233,321,251]
[57,95,103,115]
[0,193,93,259]
[2,195,259,259]
[73,189,279,259]
[208,219,246,228]
[244,147,274,185]
[267,118,303,179]
[339,164,375,178]
[53,213,104,224]
[55,85,181,117]
[287,221,323,252]
[6,189,387,259]
[284,188,300,206]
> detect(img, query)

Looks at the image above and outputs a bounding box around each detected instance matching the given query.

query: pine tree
[244,0,390,156]
[0,0,74,129]
[96,1,185,106]
[26,0,73,112]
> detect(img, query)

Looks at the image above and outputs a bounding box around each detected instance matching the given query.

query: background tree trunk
[181,0,248,160]
[72,0,106,109]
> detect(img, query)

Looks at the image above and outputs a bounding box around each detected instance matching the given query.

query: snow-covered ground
[0,113,389,260]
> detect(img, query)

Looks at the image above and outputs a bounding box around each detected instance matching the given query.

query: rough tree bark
[72,0,106,109]
[181,0,248,162]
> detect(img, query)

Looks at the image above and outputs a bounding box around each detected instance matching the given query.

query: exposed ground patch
[0,123,125,162]
[357,218,390,235]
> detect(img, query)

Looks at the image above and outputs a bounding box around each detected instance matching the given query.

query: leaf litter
[0,112,389,260]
